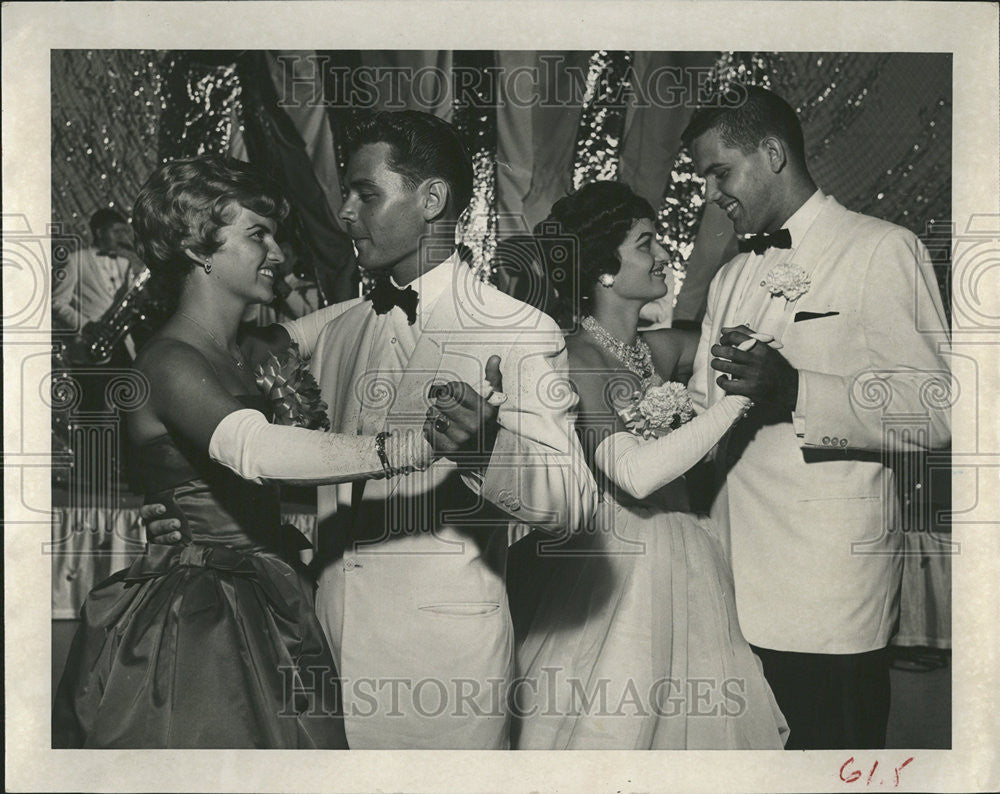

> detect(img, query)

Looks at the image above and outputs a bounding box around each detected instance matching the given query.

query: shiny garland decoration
[655,147,707,300]
[157,53,242,162]
[451,52,499,282]
[572,51,633,189]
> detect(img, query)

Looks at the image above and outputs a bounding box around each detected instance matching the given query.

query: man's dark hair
[89,208,127,240]
[347,110,474,217]
[681,85,807,165]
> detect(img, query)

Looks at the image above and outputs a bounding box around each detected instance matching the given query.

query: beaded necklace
[581,315,654,387]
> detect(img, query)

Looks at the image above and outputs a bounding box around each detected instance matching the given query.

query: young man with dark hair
[684,85,951,749]
[143,110,596,749]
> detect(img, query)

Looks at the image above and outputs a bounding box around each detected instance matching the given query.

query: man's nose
[339,197,357,224]
[704,176,721,203]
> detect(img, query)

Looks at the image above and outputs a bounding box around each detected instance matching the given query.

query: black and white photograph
[4,2,998,792]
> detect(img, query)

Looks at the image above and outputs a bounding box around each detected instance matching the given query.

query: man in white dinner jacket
[279,110,596,749]
[684,86,951,749]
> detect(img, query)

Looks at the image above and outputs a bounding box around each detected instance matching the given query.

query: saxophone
[58,268,162,366]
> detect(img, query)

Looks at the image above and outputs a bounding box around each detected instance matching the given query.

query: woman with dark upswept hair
[52,155,433,748]
[510,181,788,749]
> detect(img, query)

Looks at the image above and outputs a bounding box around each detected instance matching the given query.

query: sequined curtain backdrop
[51,50,167,244]
[52,51,951,311]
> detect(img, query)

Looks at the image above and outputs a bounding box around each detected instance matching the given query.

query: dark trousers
[751,645,891,750]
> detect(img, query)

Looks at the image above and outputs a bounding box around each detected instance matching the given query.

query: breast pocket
[418,601,502,618]
[784,311,851,369]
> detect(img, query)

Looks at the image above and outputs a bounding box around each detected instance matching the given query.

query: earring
[203,261,212,274]
[598,273,615,288]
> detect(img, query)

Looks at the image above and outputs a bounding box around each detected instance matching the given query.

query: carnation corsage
[617,381,695,439]
[254,342,330,430]
[763,263,810,302]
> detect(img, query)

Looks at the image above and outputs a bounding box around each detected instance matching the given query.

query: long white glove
[593,396,750,500]
[208,408,434,486]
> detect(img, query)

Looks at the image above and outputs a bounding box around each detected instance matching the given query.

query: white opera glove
[594,396,751,500]
[208,409,435,486]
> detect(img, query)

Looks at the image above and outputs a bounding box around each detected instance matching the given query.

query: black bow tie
[737,228,792,255]
[368,278,419,324]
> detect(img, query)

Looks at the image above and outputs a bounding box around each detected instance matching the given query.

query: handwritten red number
[840,757,862,783]
[893,757,914,787]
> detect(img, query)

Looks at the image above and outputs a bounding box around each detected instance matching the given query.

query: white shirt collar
[395,250,462,313]
[782,189,826,247]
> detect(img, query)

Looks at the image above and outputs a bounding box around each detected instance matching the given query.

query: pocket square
[794,311,840,322]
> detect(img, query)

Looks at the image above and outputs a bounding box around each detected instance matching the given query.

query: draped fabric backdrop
[52,50,951,320]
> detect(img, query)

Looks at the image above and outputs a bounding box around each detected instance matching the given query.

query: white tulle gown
[510,396,789,750]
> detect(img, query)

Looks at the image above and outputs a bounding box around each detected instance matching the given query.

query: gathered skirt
[510,498,788,749]
[53,542,348,748]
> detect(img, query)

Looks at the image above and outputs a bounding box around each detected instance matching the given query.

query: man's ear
[761,136,788,173]
[420,178,451,222]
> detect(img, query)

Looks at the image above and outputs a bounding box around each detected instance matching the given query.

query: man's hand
[423,355,504,468]
[711,325,799,411]
[139,503,185,545]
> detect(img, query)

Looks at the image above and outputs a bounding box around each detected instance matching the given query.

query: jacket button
[344,559,356,571]
[831,436,839,446]
[822,436,830,445]
[510,499,521,511]
[840,438,848,447]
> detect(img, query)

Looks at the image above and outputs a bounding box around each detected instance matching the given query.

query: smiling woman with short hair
[52,155,435,749]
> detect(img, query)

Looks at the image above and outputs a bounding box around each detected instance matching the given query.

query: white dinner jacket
[295,257,595,748]
[689,193,951,654]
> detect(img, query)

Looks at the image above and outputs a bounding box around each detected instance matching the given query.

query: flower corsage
[617,381,695,439]
[763,263,810,302]
[254,342,330,430]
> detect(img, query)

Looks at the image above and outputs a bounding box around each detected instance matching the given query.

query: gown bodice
[135,395,283,553]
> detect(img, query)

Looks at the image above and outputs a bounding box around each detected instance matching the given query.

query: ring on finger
[434,415,450,433]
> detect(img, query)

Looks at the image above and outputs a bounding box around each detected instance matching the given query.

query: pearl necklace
[581,315,654,386]
[178,312,247,370]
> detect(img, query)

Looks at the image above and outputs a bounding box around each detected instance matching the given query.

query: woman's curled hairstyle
[532,180,656,329]
[132,155,289,295]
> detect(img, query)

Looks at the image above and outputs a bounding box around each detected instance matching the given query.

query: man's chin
[359,260,395,276]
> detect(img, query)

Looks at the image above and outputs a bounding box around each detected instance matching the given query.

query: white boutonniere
[763,263,810,302]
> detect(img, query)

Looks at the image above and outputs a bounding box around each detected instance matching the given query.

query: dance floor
[50,619,950,749]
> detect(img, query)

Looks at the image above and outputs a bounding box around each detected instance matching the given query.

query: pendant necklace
[178,311,248,371]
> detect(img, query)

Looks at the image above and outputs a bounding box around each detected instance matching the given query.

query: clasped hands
[711,325,799,412]
[422,354,505,470]
[140,356,506,545]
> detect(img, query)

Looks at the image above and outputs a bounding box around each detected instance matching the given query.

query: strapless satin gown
[509,482,788,750]
[53,396,348,748]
